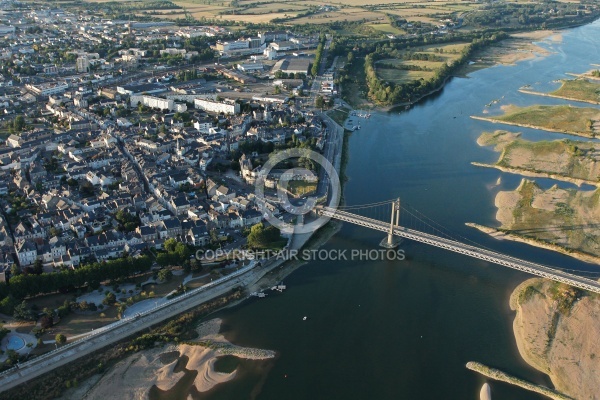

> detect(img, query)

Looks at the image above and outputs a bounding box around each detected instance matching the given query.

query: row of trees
[3,256,153,300]
[404,52,445,62]
[378,63,432,72]
[311,35,327,77]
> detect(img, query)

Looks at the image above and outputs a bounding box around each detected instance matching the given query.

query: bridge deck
[320,207,600,294]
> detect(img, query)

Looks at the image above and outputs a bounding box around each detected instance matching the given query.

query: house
[170,196,191,216]
[15,240,37,266]
[162,218,182,238]
[187,225,209,247]
[242,209,263,226]
[6,134,23,148]
[49,236,66,258]
[215,185,235,200]
[136,225,157,241]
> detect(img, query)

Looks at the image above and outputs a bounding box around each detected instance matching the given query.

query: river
[203,21,600,400]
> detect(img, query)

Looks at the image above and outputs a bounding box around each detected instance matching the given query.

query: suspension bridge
[316,198,600,294]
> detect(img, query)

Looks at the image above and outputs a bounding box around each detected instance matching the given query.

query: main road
[0,251,301,392]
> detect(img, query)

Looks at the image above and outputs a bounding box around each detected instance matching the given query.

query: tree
[157,252,176,267]
[164,238,178,253]
[315,96,324,109]
[40,314,54,329]
[102,292,116,305]
[157,268,173,282]
[209,229,219,244]
[247,223,283,249]
[13,301,36,321]
[55,333,67,345]
[33,259,44,275]
[13,115,25,132]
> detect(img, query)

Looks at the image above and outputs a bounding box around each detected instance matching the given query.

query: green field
[550,79,600,104]
[375,42,468,84]
[376,67,433,84]
[365,23,405,35]
[494,105,600,137]
[327,107,351,126]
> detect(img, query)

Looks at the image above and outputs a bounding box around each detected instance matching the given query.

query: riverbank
[59,318,275,400]
[519,89,600,105]
[469,177,600,261]
[472,162,598,187]
[474,130,600,186]
[368,30,559,112]
[509,279,600,399]
[471,111,597,139]
[0,290,246,400]
[466,223,600,265]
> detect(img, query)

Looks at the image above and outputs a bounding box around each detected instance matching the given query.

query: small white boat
[302,316,307,321]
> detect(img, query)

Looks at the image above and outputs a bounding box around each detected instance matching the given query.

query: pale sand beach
[510,279,600,400]
[60,318,275,400]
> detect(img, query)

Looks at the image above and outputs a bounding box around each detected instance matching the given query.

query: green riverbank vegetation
[494,179,600,259]
[476,131,600,184]
[478,104,600,137]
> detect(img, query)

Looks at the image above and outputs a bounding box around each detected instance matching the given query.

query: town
[2,0,600,398]
[0,0,344,373]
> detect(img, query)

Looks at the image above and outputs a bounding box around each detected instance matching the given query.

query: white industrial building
[237,63,264,72]
[194,98,240,115]
[26,82,69,97]
[130,95,187,112]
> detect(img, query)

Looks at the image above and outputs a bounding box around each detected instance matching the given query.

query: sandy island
[510,279,600,400]
[470,30,557,67]
[473,130,600,187]
[467,177,600,264]
[62,318,275,400]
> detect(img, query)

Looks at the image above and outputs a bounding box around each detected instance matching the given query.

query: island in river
[474,130,600,187]
[510,279,600,400]
[469,43,600,396]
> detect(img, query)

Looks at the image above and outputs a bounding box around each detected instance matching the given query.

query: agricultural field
[375,42,469,84]
[376,66,433,84]
[37,0,600,33]
[83,0,480,28]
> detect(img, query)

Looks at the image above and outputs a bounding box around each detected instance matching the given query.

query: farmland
[375,42,469,84]
[77,0,481,30]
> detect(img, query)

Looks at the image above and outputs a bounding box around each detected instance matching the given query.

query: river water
[204,21,600,400]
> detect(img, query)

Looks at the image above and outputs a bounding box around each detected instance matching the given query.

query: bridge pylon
[380,198,402,249]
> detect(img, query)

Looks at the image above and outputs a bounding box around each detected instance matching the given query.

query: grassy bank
[475,131,600,185]
[476,105,600,137]
[519,79,600,105]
